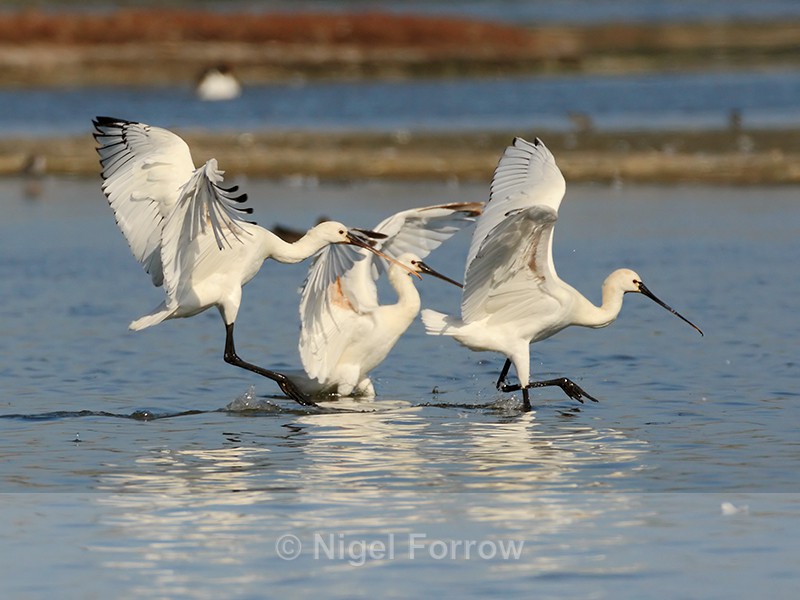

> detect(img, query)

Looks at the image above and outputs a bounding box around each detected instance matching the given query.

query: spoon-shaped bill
[637,281,704,336]
[345,231,422,279]
[415,260,463,288]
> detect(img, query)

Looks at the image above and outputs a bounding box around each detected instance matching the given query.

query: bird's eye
[339,229,345,235]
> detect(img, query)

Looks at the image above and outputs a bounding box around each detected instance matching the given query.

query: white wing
[462,206,561,326]
[298,202,482,384]
[298,244,371,382]
[94,116,196,287]
[338,201,483,308]
[373,201,484,266]
[465,137,565,273]
[160,159,254,311]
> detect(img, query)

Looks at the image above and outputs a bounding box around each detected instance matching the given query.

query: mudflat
[2,9,798,183]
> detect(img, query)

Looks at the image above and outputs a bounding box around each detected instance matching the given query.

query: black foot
[225,352,318,408]
[273,373,318,407]
[529,377,599,404]
[500,377,598,406]
[223,322,318,408]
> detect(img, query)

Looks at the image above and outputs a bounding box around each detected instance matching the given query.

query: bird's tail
[420,309,461,336]
[129,303,174,331]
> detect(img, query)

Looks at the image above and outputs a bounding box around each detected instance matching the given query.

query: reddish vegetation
[0,9,539,49]
[0,8,577,87]
[0,9,795,88]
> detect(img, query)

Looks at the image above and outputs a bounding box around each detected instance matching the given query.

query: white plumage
[298,203,482,397]
[422,137,702,410]
[94,116,386,405]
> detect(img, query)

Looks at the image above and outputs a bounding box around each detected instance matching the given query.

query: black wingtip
[352,228,388,240]
[512,136,543,147]
[92,116,136,137]
[227,193,248,204]
[93,116,131,126]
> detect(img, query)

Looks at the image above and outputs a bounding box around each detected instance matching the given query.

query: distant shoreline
[5,128,799,184]
[2,9,799,184]
[1,9,800,86]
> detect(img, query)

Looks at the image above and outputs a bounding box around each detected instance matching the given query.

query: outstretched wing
[160,158,254,311]
[462,205,561,326]
[465,137,565,274]
[373,201,484,266]
[298,202,481,384]
[298,243,371,382]
[340,201,483,308]
[93,116,196,286]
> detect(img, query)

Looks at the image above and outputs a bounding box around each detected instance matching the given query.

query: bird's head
[311,223,420,278]
[610,268,645,294]
[396,252,462,287]
[310,221,390,249]
[310,221,357,244]
[608,268,703,336]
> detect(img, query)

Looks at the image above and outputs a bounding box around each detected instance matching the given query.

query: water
[4,69,800,138]
[32,0,800,25]
[1,176,799,598]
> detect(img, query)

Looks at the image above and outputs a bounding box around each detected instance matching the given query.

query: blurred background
[3,5,800,598]
[1,0,799,183]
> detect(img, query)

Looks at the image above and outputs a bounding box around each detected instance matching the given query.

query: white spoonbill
[421,137,703,411]
[93,116,389,406]
[298,203,481,397]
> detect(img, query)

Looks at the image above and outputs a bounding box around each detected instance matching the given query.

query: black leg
[498,380,533,411]
[495,358,512,390]
[528,377,599,404]
[499,376,597,408]
[522,387,531,411]
[223,322,317,407]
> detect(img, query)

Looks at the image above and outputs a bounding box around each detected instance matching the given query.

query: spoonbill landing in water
[298,203,482,398]
[93,116,392,406]
[421,137,703,411]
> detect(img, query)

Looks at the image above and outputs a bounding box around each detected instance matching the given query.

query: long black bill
[345,232,421,279]
[416,260,464,288]
[637,281,704,336]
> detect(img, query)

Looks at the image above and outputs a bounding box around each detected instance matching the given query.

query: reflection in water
[93,401,649,497]
[291,401,649,495]
[87,404,650,593]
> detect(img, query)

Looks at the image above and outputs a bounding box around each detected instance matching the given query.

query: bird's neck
[387,268,422,317]
[266,230,330,264]
[573,280,625,329]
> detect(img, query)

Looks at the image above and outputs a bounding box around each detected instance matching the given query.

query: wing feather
[298,244,371,381]
[160,159,255,310]
[298,201,481,385]
[462,206,560,325]
[93,116,196,286]
[465,137,565,274]
[374,202,483,269]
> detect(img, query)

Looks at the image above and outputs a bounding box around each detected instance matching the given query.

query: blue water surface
[0,176,798,598]
[3,69,800,137]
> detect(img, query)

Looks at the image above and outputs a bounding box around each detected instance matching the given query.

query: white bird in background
[93,116,391,406]
[421,137,703,411]
[298,203,482,398]
[195,64,242,101]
